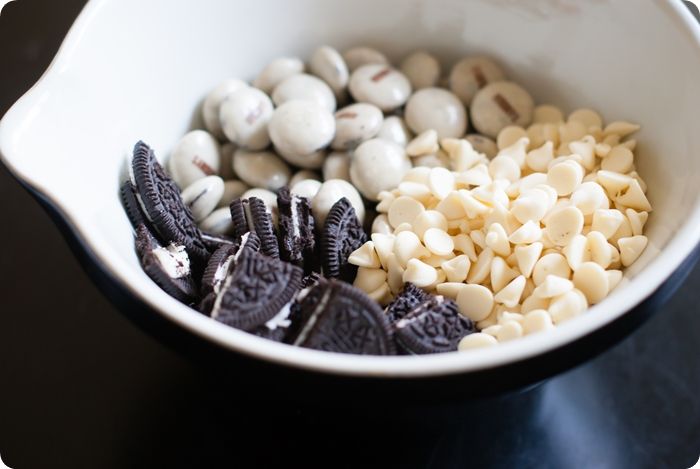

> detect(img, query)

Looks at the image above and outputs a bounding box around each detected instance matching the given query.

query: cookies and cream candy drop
[309,46,349,100]
[311,179,365,226]
[181,175,225,222]
[470,81,534,137]
[219,87,274,151]
[405,88,468,139]
[199,207,234,236]
[291,178,322,200]
[449,56,506,106]
[400,51,441,89]
[218,180,249,208]
[169,130,221,189]
[377,116,413,147]
[342,46,389,72]
[268,100,335,169]
[253,57,304,94]
[348,64,412,112]
[332,103,383,150]
[202,79,248,140]
[350,138,412,201]
[272,73,337,113]
[323,151,351,181]
[232,149,291,190]
[289,170,321,188]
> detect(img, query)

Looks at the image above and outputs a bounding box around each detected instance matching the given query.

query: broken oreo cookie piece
[130,141,209,271]
[392,295,476,354]
[230,196,280,258]
[200,232,261,297]
[209,248,303,331]
[277,187,316,273]
[135,224,198,304]
[320,197,367,282]
[287,279,394,355]
[384,282,432,324]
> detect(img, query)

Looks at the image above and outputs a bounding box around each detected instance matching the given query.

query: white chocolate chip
[453,234,478,262]
[497,125,528,150]
[601,145,634,173]
[393,231,430,266]
[413,210,448,239]
[604,121,640,139]
[467,247,494,284]
[587,231,612,269]
[533,105,564,124]
[489,155,521,182]
[457,284,495,321]
[423,228,454,256]
[496,320,523,342]
[490,256,519,292]
[614,179,652,212]
[353,267,387,293]
[547,160,583,196]
[618,235,648,266]
[441,255,471,283]
[406,129,440,157]
[465,134,498,159]
[545,206,584,247]
[562,234,590,271]
[388,195,425,228]
[533,275,574,298]
[591,209,625,239]
[532,253,571,286]
[494,275,526,308]
[348,241,381,268]
[568,108,602,129]
[458,333,498,350]
[485,223,511,257]
[515,242,543,278]
[509,221,542,245]
[428,167,456,200]
[403,258,438,287]
[386,254,405,294]
[521,294,550,314]
[522,309,554,335]
[572,262,608,304]
[626,209,648,236]
[548,289,587,324]
[607,269,623,291]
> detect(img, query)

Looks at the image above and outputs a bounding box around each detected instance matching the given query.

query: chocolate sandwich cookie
[201,231,235,253]
[230,197,280,258]
[120,180,150,231]
[287,279,394,355]
[130,141,209,270]
[392,295,476,354]
[384,282,431,324]
[209,249,303,331]
[200,232,262,296]
[135,224,198,304]
[277,187,316,273]
[320,197,367,282]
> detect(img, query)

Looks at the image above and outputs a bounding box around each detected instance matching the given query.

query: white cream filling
[152,243,190,278]
[212,255,234,294]
[290,196,301,239]
[233,232,251,263]
[243,201,255,232]
[127,159,154,224]
[293,287,332,345]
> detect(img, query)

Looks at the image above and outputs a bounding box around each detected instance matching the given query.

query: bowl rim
[2,0,700,378]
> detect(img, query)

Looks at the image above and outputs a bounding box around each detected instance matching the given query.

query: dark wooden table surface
[1,1,699,468]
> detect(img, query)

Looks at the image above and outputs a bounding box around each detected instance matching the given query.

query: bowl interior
[2,0,700,376]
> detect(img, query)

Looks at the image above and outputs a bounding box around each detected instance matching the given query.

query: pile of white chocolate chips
[169,46,651,352]
[348,112,651,349]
